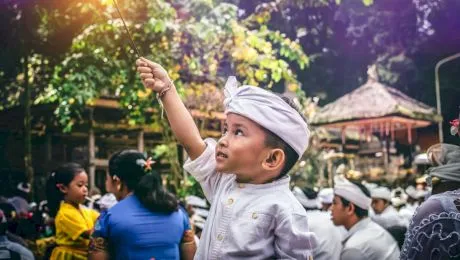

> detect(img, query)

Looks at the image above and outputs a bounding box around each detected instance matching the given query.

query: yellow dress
[50,202,99,260]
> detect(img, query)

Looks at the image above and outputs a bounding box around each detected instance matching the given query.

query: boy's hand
[136,57,206,161]
[136,57,172,93]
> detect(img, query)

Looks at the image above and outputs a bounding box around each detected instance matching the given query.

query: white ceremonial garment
[371,205,407,228]
[399,203,418,226]
[341,218,400,260]
[184,139,317,260]
[306,210,343,260]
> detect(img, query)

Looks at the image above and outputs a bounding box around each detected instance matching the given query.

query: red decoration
[144,157,154,172]
[450,119,460,136]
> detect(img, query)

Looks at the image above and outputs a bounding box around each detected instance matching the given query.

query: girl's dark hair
[108,150,178,214]
[46,163,85,217]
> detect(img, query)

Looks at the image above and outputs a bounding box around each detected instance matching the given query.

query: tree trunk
[88,108,96,189]
[24,54,34,197]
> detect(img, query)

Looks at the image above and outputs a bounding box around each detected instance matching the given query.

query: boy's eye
[222,128,228,135]
[235,129,243,136]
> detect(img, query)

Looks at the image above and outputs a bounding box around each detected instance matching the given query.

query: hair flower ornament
[144,157,154,171]
[136,157,155,172]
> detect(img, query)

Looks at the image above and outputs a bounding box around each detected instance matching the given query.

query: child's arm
[180,230,197,260]
[88,212,110,260]
[136,58,226,203]
[136,58,206,160]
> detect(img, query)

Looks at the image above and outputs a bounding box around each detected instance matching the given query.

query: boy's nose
[218,135,229,147]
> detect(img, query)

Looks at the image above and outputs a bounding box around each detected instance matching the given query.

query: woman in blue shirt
[89,150,196,260]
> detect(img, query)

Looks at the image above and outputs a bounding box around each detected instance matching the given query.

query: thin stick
[112,0,142,58]
[85,196,95,203]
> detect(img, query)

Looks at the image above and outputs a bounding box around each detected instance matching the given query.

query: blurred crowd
[292,179,429,258]
[0,143,459,260]
[0,170,118,259]
[291,143,460,260]
[0,162,205,260]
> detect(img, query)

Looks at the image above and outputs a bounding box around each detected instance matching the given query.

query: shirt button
[217,234,224,241]
[252,212,258,219]
[238,183,245,188]
[227,198,234,205]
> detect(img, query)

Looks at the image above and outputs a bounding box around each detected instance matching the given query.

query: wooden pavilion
[311,65,441,179]
[0,95,224,198]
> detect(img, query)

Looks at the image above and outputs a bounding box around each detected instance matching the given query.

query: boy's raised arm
[136,57,206,160]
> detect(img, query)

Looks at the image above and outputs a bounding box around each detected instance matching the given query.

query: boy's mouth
[216,151,228,159]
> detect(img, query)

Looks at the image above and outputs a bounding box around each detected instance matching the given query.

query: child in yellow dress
[46,163,99,259]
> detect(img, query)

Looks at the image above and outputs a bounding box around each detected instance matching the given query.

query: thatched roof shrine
[311,65,441,143]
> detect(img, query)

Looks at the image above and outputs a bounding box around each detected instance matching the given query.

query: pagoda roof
[311,79,441,128]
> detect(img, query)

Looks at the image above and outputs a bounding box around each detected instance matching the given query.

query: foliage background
[1,0,459,195]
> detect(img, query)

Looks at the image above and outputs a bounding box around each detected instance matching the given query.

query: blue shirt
[92,195,190,260]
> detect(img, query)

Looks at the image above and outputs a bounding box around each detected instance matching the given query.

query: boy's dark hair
[108,150,178,214]
[339,181,371,218]
[302,187,318,200]
[264,95,307,178]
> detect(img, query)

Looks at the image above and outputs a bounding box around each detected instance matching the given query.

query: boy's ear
[262,148,285,171]
[346,203,356,216]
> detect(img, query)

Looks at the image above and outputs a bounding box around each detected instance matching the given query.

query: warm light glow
[299,161,306,167]
[100,0,113,6]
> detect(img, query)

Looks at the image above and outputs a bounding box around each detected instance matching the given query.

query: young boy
[136,58,316,259]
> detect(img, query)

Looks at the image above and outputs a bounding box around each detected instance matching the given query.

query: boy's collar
[234,175,290,190]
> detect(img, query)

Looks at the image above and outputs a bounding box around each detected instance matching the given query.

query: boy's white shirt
[184,138,317,260]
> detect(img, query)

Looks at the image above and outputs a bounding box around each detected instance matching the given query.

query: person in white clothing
[370,186,407,248]
[331,176,400,260]
[370,186,406,229]
[318,188,334,211]
[294,187,343,260]
[136,58,317,260]
[399,186,424,224]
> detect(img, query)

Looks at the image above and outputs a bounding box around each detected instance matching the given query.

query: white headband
[371,187,391,201]
[223,77,310,159]
[334,176,371,210]
[318,188,334,204]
